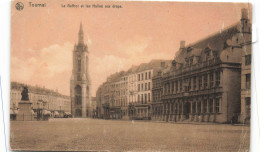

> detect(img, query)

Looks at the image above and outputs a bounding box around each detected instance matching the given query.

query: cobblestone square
[10,118,250,151]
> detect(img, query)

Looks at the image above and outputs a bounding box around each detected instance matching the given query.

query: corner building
[70,23,92,118]
[240,8,252,124]
[152,9,251,123]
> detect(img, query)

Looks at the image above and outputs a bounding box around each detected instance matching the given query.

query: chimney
[180,41,185,49]
[241,8,248,20]
[240,8,250,33]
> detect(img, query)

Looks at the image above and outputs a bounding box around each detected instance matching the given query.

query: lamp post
[37,102,40,120]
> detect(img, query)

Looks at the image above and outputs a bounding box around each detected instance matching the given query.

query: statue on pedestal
[21,86,29,101]
[17,86,34,121]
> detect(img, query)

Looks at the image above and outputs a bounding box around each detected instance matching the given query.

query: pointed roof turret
[79,22,83,33]
[78,22,84,45]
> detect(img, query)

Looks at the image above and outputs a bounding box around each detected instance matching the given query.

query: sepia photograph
[10,0,251,151]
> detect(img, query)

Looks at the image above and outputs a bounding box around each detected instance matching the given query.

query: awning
[64,112,71,115]
[14,110,18,114]
[10,109,18,115]
[43,110,51,115]
[54,111,59,115]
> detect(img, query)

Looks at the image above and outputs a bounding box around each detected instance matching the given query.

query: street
[10,118,250,151]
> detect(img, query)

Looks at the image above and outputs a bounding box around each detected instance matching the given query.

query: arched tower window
[75,85,82,106]
[86,86,89,94]
[77,57,81,72]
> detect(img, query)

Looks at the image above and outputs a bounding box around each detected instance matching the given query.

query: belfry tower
[70,23,92,118]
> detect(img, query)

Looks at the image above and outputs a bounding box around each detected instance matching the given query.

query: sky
[11,0,251,96]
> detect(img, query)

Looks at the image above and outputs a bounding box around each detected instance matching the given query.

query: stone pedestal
[16,100,34,121]
[172,114,176,122]
[169,114,173,121]
[180,114,185,121]
[204,114,210,122]
[194,115,199,122]
[199,114,204,122]
[209,114,216,123]
[189,114,194,121]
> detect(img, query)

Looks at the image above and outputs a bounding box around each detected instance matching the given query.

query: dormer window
[172,60,177,69]
[187,47,192,52]
[190,57,193,66]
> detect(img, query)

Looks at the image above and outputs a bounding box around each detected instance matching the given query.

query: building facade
[96,60,171,120]
[240,8,252,124]
[70,23,92,118]
[10,82,71,117]
[152,8,251,123]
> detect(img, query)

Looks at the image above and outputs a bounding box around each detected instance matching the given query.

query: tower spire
[78,22,84,44]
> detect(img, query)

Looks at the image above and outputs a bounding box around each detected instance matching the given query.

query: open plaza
[10,118,250,152]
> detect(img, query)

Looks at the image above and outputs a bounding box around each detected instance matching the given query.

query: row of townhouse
[96,60,171,120]
[10,82,71,117]
[152,8,252,124]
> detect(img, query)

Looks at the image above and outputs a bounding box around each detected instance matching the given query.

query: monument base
[16,100,34,121]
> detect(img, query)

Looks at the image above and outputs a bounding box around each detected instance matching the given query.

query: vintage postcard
[10,0,252,151]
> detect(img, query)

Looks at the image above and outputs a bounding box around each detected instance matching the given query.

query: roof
[134,59,171,73]
[174,22,240,63]
[11,81,69,98]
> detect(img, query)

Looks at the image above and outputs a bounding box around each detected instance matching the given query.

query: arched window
[77,57,81,72]
[75,85,82,106]
[86,86,89,94]
[75,109,82,117]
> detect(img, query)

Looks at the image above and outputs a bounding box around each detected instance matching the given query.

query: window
[215,98,220,113]
[138,74,140,81]
[141,94,143,104]
[138,84,140,91]
[77,75,81,81]
[138,95,140,103]
[209,99,213,113]
[204,74,208,88]
[188,79,191,92]
[145,94,147,104]
[216,71,220,87]
[75,85,82,105]
[245,97,251,105]
[180,80,182,92]
[176,81,178,92]
[148,93,150,102]
[149,72,151,79]
[141,83,144,91]
[145,83,147,91]
[190,58,193,66]
[245,97,251,115]
[245,54,251,65]
[203,99,207,113]
[199,76,202,90]
[148,82,151,90]
[246,74,251,89]
[145,72,147,80]
[172,82,175,92]
[210,73,214,88]
[77,58,81,72]
[193,77,196,90]
[141,73,144,80]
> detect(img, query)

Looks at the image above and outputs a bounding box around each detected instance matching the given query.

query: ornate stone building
[70,23,92,118]
[240,8,252,124]
[152,8,251,123]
